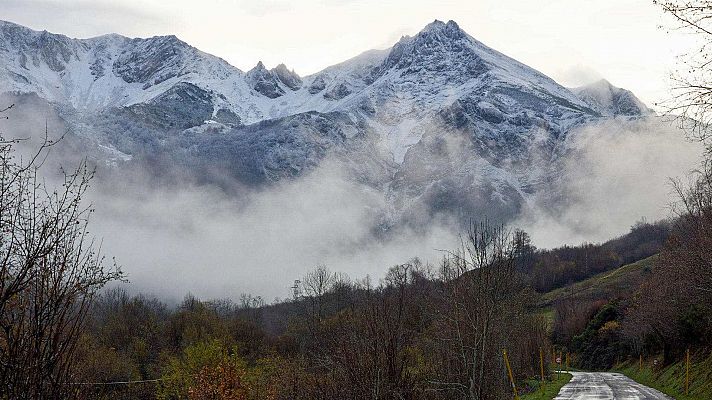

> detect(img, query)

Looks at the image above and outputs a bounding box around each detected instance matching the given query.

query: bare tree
[0,106,122,399]
[670,162,712,295]
[623,157,712,361]
[301,265,337,323]
[313,261,428,400]
[427,221,544,400]
[655,1,712,145]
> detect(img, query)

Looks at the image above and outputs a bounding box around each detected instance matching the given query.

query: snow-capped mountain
[0,19,651,228]
[572,79,651,117]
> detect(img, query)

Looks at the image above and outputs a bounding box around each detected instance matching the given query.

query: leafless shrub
[0,106,122,399]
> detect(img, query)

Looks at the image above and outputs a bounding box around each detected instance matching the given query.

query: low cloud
[89,160,456,302]
[0,1,169,39]
[515,117,704,248]
[554,64,604,88]
[1,97,703,300]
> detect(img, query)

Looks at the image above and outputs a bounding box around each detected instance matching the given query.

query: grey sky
[0,0,696,110]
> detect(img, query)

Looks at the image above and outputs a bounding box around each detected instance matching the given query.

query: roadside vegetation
[520,373,572,400]
[616,353,712,400]
[542,1,712,389]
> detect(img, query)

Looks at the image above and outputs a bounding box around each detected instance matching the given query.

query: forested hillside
[59,218,677,400]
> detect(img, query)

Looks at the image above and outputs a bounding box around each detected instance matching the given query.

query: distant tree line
[70,221,549,400]
[519,220,670,293]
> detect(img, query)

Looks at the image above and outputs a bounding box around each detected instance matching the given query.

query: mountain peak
[422,19,460,32]
[418,19,465,40]
[423,19,446,30]
[271,63,302,90]
[272,63,296,76]
[573,79,651,117]
[369,18,481,83]
[586,79,615,90]
[247,61,286,98]
[253,60,267,71]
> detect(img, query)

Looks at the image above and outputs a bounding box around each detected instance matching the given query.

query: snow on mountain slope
[276,20,601,164]
[0,20,296,124]
[0,18,653,229]
[0,19,595,128]
[572,79,651,117]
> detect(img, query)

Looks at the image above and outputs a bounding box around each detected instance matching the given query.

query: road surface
[554,371,673,399]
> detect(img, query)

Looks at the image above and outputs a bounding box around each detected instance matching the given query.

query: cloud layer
[89,161,456,302]
[515,117,704,248]
[1,98,703,301]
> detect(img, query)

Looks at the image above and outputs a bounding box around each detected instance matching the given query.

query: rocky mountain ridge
[0,19,653,227]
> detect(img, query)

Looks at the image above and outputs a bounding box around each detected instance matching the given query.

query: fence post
[566,352,570,373]
[539,348,545,382]
[503,349,519,400]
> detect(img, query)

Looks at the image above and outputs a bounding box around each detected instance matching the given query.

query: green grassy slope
[616,353,712,400]
[520,373,572,400]
[536,255,712,399]
[539,255,658,307]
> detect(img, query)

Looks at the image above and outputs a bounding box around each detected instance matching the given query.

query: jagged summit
[361,19,591,116]
[420,19,463,35]
[388,18,462,45]
[245,61,302,97]
[374,18,473,78]
[246,61,284,98]
[271,63,302,90]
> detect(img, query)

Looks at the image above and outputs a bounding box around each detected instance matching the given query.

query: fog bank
[515,117,704,248]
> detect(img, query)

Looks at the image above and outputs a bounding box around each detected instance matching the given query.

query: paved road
[554,372,673,399]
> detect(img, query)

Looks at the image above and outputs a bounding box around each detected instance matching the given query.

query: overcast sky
[0,0,698,111]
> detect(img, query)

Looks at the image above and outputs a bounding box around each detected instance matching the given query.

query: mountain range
[0,19,652,229]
